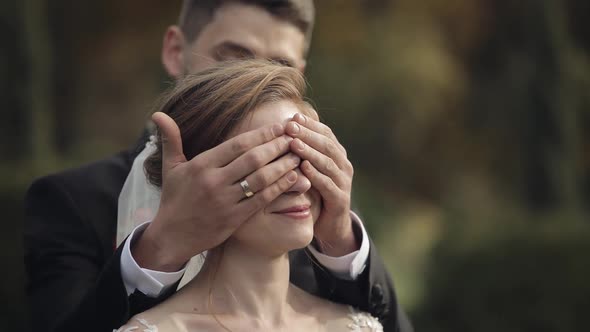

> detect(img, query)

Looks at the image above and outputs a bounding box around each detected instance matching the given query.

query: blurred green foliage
[416,220,590,332]
[2,0,589,331]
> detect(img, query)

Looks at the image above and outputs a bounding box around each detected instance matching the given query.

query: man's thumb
[152,112,186,170]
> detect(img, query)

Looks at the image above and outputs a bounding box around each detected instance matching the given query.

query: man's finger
[300,160,341,203]
[228,153,300,201]
[223,135,293,183]
[152,112,187,172]
[236,170,298,217]
[199,123,285,167]
[292,113,345,151]
[290,138,345,187]
[286,121,347,167]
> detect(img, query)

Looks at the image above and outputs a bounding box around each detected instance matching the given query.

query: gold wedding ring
[239,180,254,198]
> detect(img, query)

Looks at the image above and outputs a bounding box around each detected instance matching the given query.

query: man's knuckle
[232,139,248,154]
[341,146,348,157]
[200,175,218,192]
[277,180,290,194]
[325,141,337,155]
[276,137,288,153]
[346,161,354,175]
[272,141,281,156]
[246,152,265,168]
[269,165,283,180]
[253,172,269,187]
[304,168,315,179]
[257,190,274,206]
[324,160,336,173]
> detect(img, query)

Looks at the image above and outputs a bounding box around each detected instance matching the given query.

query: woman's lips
[273,205,311,219]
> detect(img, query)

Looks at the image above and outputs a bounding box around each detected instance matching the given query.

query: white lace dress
[114,306,383,332]
[345,307,384,332]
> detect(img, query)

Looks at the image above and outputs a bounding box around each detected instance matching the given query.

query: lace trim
[113,318,158,332]
[115,309,382,332]
[347,307,384,332]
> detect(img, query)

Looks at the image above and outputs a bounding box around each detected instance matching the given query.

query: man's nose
[286,168,311,194]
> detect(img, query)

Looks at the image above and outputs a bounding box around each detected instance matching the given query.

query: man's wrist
[131,223,187,272]
[121,222,187,296]
[314,213,360,256]
[307,211,369,280]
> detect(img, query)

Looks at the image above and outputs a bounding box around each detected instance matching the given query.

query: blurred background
[2,0,589,331]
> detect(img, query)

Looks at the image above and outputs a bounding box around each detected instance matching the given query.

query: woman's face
[225,100,321,255]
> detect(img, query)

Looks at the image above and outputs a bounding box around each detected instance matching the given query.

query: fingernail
[272,124,283,137]
[294,139,305,150]
[301,160,311,171]
[290,154,301,165]
[295,113,306,124]
[287,171,297,182]
[289,122,300,134]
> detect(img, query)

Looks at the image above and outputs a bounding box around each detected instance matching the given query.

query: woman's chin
[266,227,313,253]
[276,229,314,251]
[272,216,314,244]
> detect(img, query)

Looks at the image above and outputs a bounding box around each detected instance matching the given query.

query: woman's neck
[183,240,294,326]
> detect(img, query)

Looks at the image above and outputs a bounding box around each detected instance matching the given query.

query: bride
[115,60,383,332]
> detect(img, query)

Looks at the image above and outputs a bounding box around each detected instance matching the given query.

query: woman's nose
[287,168,311,195]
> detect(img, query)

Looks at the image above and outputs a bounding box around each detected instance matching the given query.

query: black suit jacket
[24,138,410,332]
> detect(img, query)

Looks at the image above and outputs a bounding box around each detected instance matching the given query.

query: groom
[24,1,411,331]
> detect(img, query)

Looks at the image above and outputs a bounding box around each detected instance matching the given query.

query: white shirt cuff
[307,211,370,280]
[120,221,187,297]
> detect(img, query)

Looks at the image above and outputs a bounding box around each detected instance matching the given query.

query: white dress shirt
[120,211,370,296]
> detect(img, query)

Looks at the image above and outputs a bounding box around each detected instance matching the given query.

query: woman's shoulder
[343,307,384,332]
[319,306,383,332]
[115,307,384,332]
[115,312,230,332]
[290,286,383,332]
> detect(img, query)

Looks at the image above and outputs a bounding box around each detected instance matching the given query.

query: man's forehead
[197,3,305,61]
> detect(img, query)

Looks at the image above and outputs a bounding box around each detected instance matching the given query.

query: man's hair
[178,0,315,54]
[144,60,314,187]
